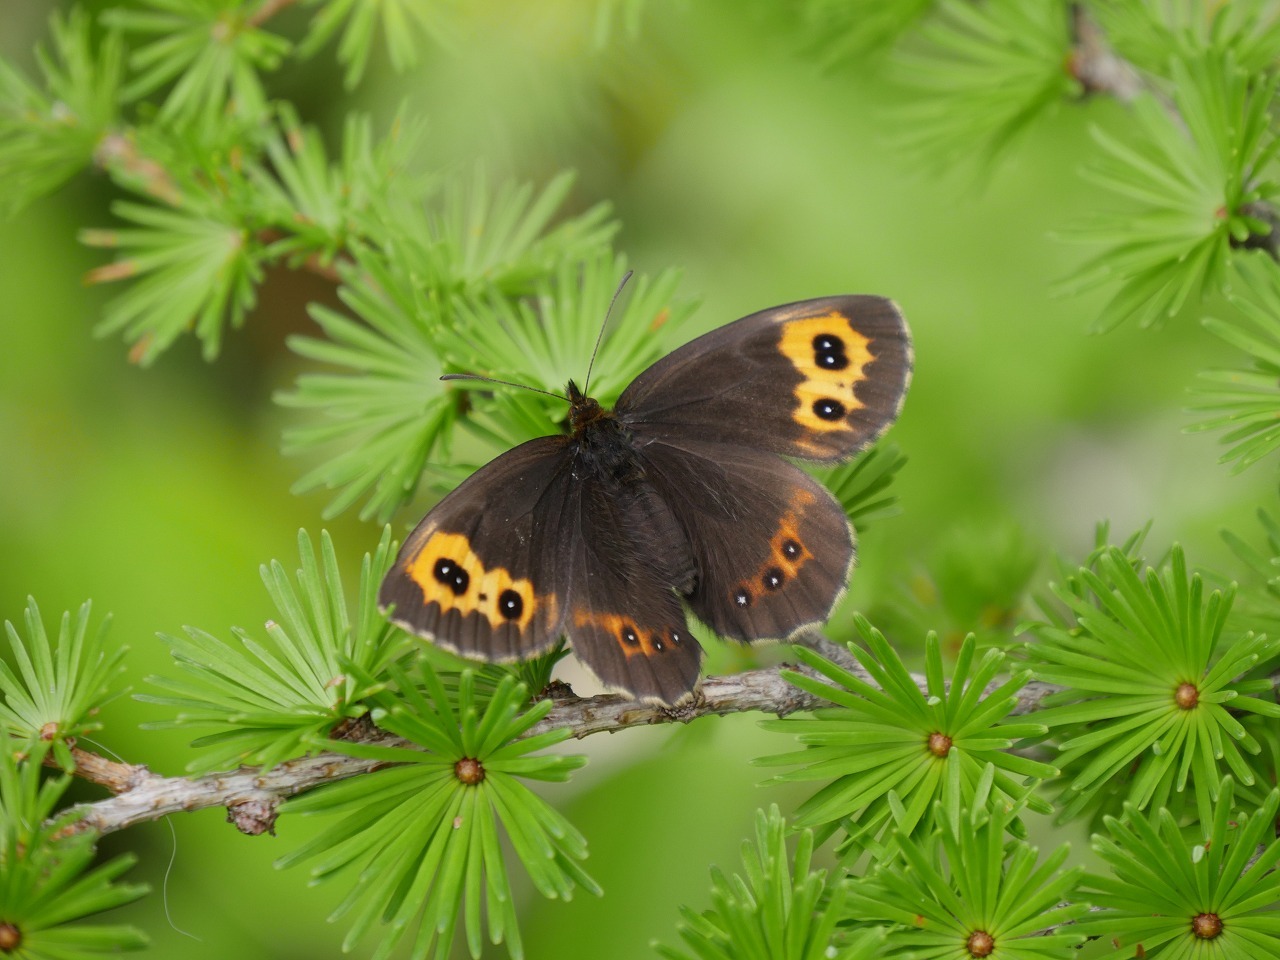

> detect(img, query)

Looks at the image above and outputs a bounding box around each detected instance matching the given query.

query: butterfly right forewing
[617,295,910,463]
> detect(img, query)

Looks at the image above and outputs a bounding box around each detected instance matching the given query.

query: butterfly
[379,295,912,705]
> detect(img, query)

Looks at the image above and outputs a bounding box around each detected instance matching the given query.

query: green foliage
[279,241,455,522]
[247,105,426,268]
[655,805,883,960]
[0,740,149,959]
[417,168,617,299]
[1093,0,1280,75]
[297,0,456,89]
[811,442,907,532]
[280,244,679,522]
[0,599,125,773]
[82,103,426,364]
[81,196,264,363]
[1080,779,1280,959]
[848,803,1088,959]
[138,528,409,773]
[758,621,1054,856]
[1220,488,1280,633]
[1026,545,1280,826]
[278,666,595,960]
[1191,254,1280,470]
[796,0,935,65]
[103,0,289,125]
[898,0,1078,166]
[0,8,123,215]
[1059,50,1280,330]
[877,519,1040,653]
[8,2,1280,958]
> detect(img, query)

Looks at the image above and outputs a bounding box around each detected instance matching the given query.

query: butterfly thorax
[565,379,640,482]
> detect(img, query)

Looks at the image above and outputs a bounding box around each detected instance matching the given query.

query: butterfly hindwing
[379,437,577,662]
[616,295,910,462]
[635,437,854,641]
[561,477,704,704]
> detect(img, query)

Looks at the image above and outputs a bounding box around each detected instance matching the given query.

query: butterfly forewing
[379,436,577,662]
[616,295,910,463]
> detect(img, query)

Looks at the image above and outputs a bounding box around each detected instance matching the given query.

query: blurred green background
[1,2,1273,957]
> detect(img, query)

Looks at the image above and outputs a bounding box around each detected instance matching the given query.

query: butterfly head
[566,379,607,435]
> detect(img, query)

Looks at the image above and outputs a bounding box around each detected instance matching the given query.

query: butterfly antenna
[582,269,633,398]
[440,372,569,402]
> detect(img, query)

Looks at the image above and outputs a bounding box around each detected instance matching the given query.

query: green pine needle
[0,598,126,773]
[103,0,289,125]
[0,739,149,958]
[849,803,1089,959]
[247,105,428,269]
[412,168,617,301]
[1056,50,1280,330]
[0,8,124,216]
[757,618,1055,856]
[296,0,457,89]
[1190,253,1280,471]
[896,0,1078,168]
[279,242,457,523]
[448,253,696,449]
[810,442,907,533]
[277,665,595,960]
[81,194,265,364]
[1026,544,1280,827]
[1092,1,1280,76]
[138,528,411,773]
[278,171,620,521]
[796,0,935,67]
[1219,488,1280,637]
[1080,779,1280,959]
[655,804,883,960]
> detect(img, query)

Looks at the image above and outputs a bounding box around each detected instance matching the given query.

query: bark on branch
[68,634,1063,837]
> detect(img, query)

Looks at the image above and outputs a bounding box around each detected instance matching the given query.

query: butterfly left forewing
[379,436,577,662]
[616,295,910,463]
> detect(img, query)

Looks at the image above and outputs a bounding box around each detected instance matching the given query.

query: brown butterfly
[379,295,912,704]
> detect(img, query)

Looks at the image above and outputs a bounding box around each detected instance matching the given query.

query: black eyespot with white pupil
[763,567,785,590]
[734,588,752,607]
[813,398,845,421]
[670,630,682,645]
[497,589,523,620]
[433,558,470,595]
[812,332,849,370]
[621,626,640,648]
[782,539,801,560]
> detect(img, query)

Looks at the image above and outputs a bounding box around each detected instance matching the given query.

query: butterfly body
[380,295,912,704]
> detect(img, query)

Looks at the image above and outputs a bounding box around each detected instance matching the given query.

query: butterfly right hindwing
[634,436,855,642]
